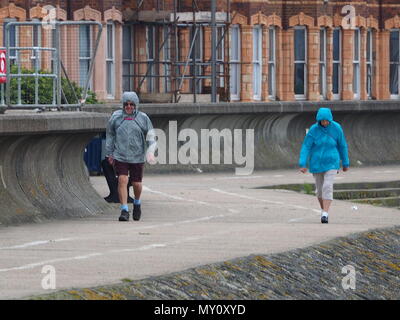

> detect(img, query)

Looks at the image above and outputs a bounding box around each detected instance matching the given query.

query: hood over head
[316,107,333,122]
[122,91,140,111]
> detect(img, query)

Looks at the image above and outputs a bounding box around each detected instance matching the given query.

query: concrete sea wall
[85,101,400,173]
[0,112,113,226]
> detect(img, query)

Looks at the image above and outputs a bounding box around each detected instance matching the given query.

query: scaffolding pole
[211,0,217,103]
[125,0,231,103]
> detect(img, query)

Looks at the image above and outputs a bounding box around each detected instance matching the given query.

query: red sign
[0,50,6,83]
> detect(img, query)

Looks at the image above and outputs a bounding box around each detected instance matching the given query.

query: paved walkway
[0,165,399,299]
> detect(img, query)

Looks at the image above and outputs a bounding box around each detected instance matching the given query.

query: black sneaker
[321,215,329,224]
[104,195,120,203]
[132,204,142,221]
[119,210,130,222]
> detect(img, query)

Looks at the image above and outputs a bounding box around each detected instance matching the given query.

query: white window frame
[332,27,342,100]
[319,28,327,99]
[252,25,262,100]
[51,27,57,73]
[353,28,360,99]
[217,26,225,88]
[294,26,307,100]
[268,26,276,100]
[230,24,241,101]
[123,24,134,92]
[390,30,400,98]
[106,21,115,98]
[79,24,92,89]
[366,29,373,99]
[3,18,19,64]
[31,19,41,69]
[146,25,156,93]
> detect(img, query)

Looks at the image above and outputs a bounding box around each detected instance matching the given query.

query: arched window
[390,29,400,98]
[319,27,327,99]
[294,26,307,100]
[353,28,361,99]
[230,24,240,101]
[106,21,115,98]
[268,26,276,99]
[79,24,92,89]
[366,28,374,99]
[252,24,262,100]
[332,27,341,100]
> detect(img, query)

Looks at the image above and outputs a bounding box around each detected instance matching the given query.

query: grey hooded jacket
[105,92,156,164]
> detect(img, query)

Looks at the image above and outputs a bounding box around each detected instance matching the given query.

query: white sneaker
[321,211,329,224]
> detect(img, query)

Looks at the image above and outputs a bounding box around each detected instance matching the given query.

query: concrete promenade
[0,165,399,299]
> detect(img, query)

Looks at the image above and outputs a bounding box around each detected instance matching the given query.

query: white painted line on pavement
[0,231,232,273]
[210,175,264,181]
[210,188,321,222]
[139,215,228,230]
[0,253,103,273]
[143,185,239,216]
[0,238,77,250]
[210,188,284,205]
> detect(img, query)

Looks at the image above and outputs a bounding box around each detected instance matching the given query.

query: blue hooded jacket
[299,108,349,173]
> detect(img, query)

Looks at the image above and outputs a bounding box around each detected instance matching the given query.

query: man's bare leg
[133,182,142,201]
[132,181,143,221]
[118,175,129,206]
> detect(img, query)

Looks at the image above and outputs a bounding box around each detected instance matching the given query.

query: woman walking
[299,107,350,223]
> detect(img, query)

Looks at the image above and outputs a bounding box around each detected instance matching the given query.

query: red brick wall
[3,0,400,102]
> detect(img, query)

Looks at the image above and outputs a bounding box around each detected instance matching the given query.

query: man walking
[105,91,156,222]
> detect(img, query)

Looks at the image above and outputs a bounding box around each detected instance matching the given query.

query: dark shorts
[114,160,145,183]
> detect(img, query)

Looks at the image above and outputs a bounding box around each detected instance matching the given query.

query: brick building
[1,0,400,103]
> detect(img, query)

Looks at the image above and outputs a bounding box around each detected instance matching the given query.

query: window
[332,28,341,100]
[390,30,400,97]
[106,22,115,98]
[252,25,262,100]
[189,26,203,94]
[123,25,134,92]
[217,26,225,88]
[230,24,240,101]
[31,20,41,70]
[3,19,18,64]
[268,26,276,99]
[51,28,57,73]
[319,28,327,99]
[79,24,91,89]
[366,29,373,99]
[147,25,156,93]
[294,27,307,99]
[353,28,360,99]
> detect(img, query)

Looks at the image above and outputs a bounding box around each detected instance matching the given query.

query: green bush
[302,183,314,195]
[9,65,99,105]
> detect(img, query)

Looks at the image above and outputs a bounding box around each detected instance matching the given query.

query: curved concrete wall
[147,111,400,173]
[1,108,399,225]
[0,112,113,226]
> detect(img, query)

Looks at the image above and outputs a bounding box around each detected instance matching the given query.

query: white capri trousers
[312,169,338,200]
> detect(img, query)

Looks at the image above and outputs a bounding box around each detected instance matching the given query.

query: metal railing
[0,21,103,111]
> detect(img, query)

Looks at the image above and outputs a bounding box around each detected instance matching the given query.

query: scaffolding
[123,0,232,103]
